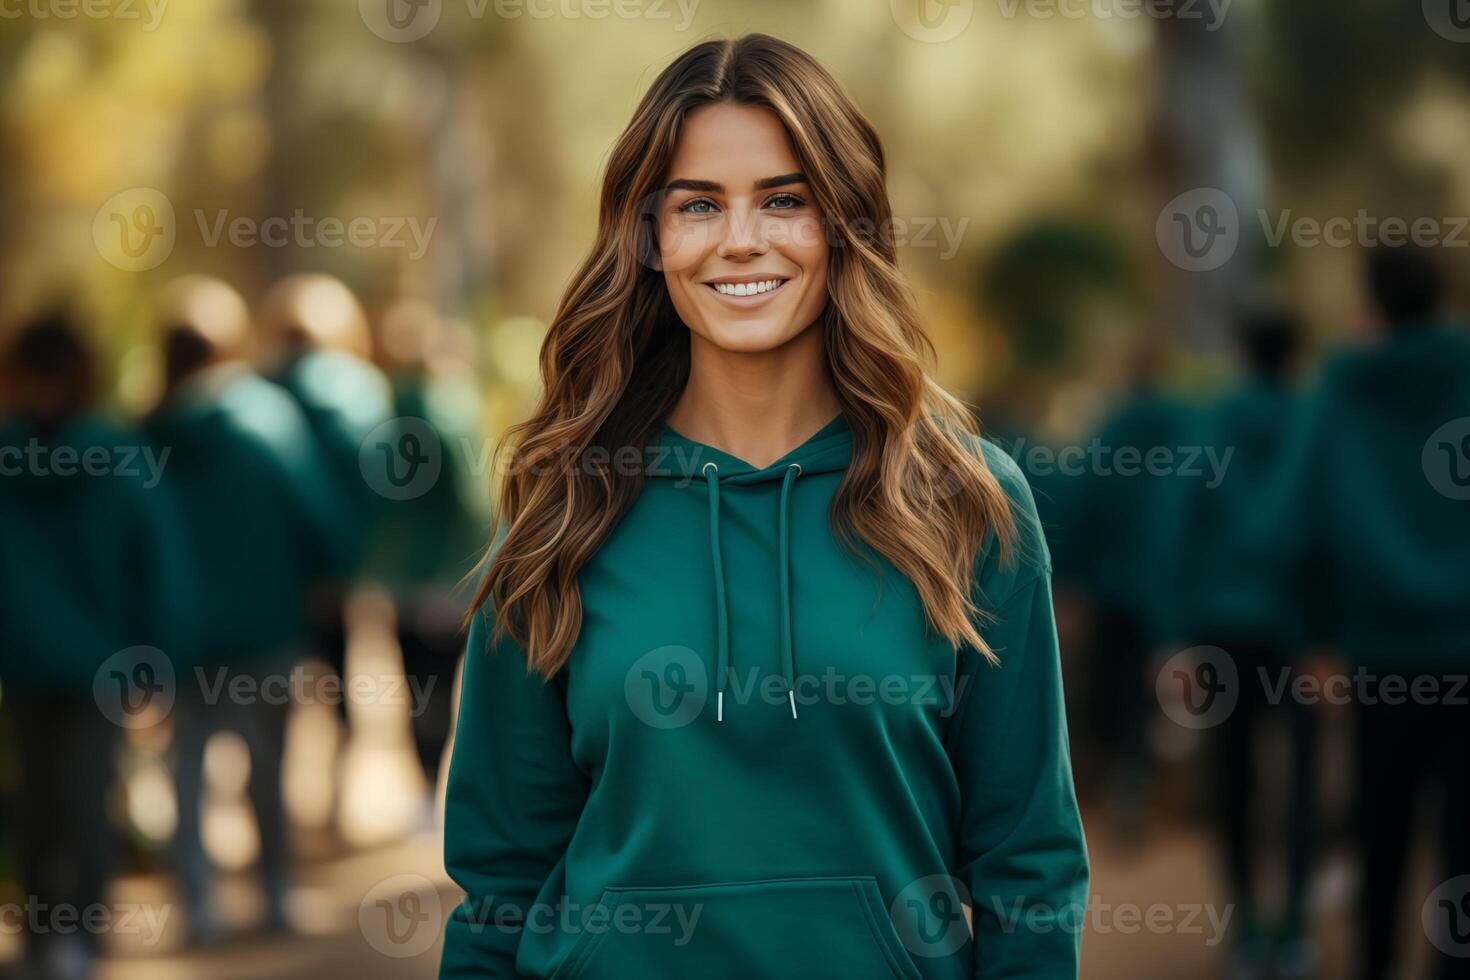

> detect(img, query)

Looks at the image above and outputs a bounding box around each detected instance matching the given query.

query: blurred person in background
[0,311,193,980]
[362,299,489,797]
[1169,306,1319,979]
[255,274,392,813]
[1261,245,1470,980]
[1072,342,1189,836]
[145,276,349,943]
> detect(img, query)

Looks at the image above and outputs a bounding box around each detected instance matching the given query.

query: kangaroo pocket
[551,875,925,980]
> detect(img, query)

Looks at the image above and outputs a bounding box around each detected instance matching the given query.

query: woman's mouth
[705,277,791,306]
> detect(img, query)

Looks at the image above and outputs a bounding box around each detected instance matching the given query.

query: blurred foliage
[1254,0,1470,175]
[980,219,1135,375]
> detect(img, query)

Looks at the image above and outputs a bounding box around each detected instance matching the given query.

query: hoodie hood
[645,411,853,720]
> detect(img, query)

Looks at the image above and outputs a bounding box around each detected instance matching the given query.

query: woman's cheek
[780,215,828,268]
[658,218,718,275]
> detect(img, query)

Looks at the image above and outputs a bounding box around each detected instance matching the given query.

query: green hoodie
[1260,321,1470,670]
[269,347,393,575]
[1167,378,1304,650]
[361,372,491,604]
[0,414,194,692]
[146,364,351,670]
[440,413,1088,980]
[1070,389,1191,641]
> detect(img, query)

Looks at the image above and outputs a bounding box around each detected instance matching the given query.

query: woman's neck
[665,323,842,470]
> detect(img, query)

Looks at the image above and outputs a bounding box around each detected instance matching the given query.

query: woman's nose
[717,208,768,259]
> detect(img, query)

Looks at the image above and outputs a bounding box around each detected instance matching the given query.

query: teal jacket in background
[1167,379,1305,651]
[146,364,350,670]
[362,372,490,606]
[0,414,195,692]
[995,432,1090,594]
[974,422,1084,591]
[269,347,393,576]
[440,413,1089,980]
[1259,321,1470,670]
[1071,389,1191,639]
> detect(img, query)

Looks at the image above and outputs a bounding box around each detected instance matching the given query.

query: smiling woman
[655,105,830,357]
[441,33,1089,980]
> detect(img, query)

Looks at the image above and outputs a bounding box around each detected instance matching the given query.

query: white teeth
[712,279,784,296]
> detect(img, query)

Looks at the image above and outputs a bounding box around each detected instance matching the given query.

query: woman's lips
[703,278,791,307]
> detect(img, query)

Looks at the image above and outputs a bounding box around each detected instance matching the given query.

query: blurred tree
[1255,0,1470,176]
[980,218,1135,376]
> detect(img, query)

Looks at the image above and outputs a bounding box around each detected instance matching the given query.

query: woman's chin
[694,318,812,355]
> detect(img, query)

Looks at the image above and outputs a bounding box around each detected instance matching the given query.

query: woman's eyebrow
[661,172,808,193]
[753,172,806,190]
[663,178,722,193]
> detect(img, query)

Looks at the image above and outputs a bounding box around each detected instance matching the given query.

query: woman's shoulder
[970,432,1051,607]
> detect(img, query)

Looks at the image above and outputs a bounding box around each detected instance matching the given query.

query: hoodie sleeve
[440,606,590,979]
[948,444,1090,979]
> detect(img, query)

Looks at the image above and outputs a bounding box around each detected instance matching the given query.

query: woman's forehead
[665,103,801,186]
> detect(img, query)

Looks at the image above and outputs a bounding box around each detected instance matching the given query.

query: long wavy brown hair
[471,33,1017,676]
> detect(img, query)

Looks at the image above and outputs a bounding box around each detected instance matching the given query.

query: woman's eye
[677,198,718,215]
[765,193,805,210]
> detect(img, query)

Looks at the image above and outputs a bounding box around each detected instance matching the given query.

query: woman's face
[656,103,830,354]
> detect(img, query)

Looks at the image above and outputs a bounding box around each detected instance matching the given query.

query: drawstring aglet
[717,691,724,722]
[788,690,798,719]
